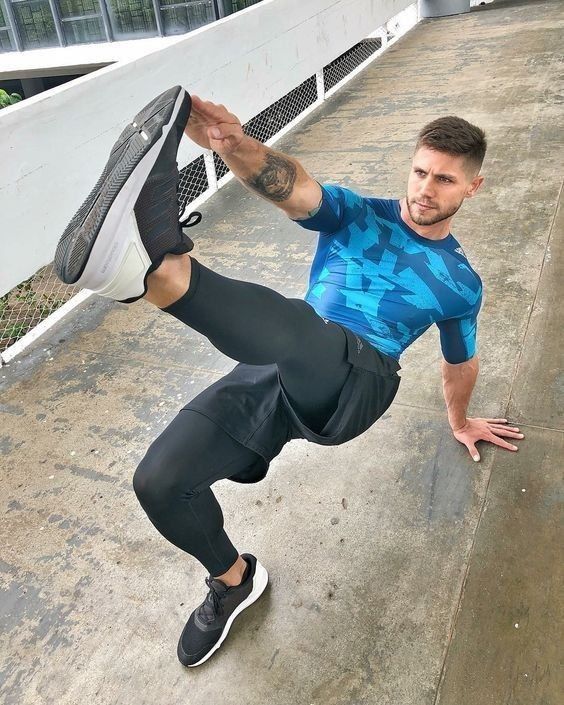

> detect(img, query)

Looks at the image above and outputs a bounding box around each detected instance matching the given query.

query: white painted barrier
[0,0,413,298]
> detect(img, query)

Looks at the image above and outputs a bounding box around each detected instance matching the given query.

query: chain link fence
[1,5,415,360]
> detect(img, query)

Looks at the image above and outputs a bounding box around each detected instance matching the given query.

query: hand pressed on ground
[452,417,525,462]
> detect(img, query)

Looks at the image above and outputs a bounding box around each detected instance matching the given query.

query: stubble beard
[406,194,464,226]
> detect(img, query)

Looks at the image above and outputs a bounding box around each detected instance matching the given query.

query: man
[54,86,524,668]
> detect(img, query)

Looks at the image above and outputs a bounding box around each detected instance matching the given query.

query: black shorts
[183,323,401,483]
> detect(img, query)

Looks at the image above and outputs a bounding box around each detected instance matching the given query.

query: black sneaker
[177,553,268,668]
[54,85,201,303]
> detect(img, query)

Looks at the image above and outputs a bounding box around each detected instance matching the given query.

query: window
[0,1,14,51]
[160,0,214,36]
[58,0,106,44]
[107,0,157,39]
[11,0,58,49]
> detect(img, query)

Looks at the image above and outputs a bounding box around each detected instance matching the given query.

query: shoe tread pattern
[54,87,183,284]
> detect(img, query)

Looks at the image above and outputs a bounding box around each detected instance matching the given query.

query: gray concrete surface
[1,0,562,703]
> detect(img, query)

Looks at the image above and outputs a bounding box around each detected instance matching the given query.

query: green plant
[0,293,8,318]
[39,294,66,317]
[0,89,23,109]
[15,278,36,304]
[2,322,26,341]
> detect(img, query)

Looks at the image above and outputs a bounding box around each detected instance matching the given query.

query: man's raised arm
[184,95,322,220]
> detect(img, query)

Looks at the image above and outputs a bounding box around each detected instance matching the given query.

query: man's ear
[466,175,485,198]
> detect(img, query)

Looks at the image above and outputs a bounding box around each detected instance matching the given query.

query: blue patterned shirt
[294,184,483,363]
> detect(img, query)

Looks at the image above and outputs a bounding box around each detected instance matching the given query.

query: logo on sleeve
[454,246,466,257]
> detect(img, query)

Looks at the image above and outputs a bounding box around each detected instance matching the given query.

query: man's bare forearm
[220,136,320,215]
[441,356,479,430]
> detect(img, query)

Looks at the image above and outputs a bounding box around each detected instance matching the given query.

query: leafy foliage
[0,89,23,110]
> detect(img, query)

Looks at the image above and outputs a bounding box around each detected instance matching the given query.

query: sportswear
[294,184,483,363]
[181,290,401,484]
[177,553,268,667]
[54,86,199,303]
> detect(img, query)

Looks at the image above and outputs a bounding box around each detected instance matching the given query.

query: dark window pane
[222,0,261,13]
[160,1,214,36]
[42,72,80,88]
[62,16,104,43]
[107,0,157,39]
[57,0,99,19]
[0,28,13,51]
[12,0,59,49]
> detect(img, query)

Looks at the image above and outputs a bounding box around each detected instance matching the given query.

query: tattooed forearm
[245,153,297,202]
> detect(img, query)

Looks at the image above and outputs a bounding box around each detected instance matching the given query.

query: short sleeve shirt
[293,183,483,363]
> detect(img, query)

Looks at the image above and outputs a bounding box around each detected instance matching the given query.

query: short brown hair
[415,116,487,179]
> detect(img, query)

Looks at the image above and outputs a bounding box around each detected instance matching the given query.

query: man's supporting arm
[442,355,524,462]
[441,356,479,431]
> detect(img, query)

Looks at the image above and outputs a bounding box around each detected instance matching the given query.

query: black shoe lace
[179,211,202,229]
[198,577,226,623]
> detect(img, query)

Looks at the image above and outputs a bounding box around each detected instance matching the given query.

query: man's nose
[419,177,435,198]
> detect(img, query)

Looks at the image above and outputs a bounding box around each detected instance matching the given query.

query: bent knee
[133,446,190,509]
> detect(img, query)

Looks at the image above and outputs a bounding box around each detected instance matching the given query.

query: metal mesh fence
[0,266,77,352]
[1,5,416,359]
[177,154,209,214]
[323,37,383,93]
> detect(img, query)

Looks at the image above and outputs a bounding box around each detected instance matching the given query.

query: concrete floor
[1,0,562,702]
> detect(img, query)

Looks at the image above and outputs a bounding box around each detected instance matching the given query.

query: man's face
[406,147,484,226]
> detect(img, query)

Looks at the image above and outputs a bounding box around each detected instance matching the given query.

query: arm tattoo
[245,153,297,202]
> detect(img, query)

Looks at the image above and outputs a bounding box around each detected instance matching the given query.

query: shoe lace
[198,577,226,623]
[179,211,202,229]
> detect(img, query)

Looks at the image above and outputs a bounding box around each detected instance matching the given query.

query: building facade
[0,0,261,52]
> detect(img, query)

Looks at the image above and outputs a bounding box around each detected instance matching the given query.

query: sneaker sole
[54,86,190,300]
[185,560,269,668]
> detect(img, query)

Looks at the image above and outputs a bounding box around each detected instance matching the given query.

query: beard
[406,194,464,226]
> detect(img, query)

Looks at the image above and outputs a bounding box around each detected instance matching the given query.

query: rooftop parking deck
[1,0,562,703]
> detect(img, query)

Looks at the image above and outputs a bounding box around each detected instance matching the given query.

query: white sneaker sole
[186,559,269,668]
[74,88,187,302]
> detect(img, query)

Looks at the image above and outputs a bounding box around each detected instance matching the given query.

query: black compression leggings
[133,257,352,576]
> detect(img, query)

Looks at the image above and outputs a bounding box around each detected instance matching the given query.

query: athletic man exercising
[54,86,524,668]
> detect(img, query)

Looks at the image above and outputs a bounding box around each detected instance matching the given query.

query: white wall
[0,0,412,297]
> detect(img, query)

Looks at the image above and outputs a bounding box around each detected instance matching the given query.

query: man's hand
[183,95,321,218]
[184,95,245,157]
[452,417,525,462]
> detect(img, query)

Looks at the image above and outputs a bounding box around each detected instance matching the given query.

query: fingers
[208,123,240,140]
[192,96,223,119]
[468,443,480,462]
[207,124,244,154]
[191,94,213,116]
[487,434,519,451]
[191,95,238,124]
[489,426,525,439]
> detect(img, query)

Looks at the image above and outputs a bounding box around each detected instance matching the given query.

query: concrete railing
[0,0,423,362]
[0,0,414,297]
